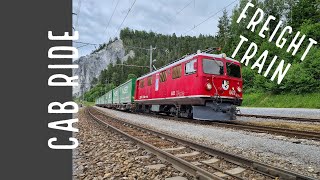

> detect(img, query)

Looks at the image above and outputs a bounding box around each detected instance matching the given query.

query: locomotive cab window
[172,65,182,79]
[227,62,241,78]
[202,58,224,75]
[160,71,167,82]
[185,59,197,75]
[147,76,152,86]
[139,80,144,88]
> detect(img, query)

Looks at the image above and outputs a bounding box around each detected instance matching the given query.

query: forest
[82,0,320,105]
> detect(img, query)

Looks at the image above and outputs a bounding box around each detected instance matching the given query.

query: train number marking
[171,91,175,96]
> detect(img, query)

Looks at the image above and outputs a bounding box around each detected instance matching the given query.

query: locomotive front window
[185,59,197,74]
[227,62,241,78]
[202,59,224,75]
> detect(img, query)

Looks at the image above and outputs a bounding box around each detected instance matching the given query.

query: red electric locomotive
[134,49,243,121]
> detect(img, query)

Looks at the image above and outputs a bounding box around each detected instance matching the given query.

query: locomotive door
[154,73,160,99]
[155,73,159,91]
[158,71,167,98]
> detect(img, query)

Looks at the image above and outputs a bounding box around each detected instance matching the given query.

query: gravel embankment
[238,107,320,119]
[95,107,320,179]
[73,109,191,180]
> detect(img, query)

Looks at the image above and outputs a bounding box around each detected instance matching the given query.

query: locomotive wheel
[169,107,176,117]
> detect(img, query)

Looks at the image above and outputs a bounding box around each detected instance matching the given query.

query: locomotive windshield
[202,58,224,75]
[227,62,241,78]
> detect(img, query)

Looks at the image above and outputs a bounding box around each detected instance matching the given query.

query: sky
[72,0,238,57]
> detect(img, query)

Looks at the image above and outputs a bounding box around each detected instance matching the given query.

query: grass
[74,100,95,107]
[242,93,320,109]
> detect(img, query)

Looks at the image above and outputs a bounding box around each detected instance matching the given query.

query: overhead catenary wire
[75,1,237,58]
[176,0,194,15]
[104,0,120,36]
[74,41,98,45]
[114,64,149,68]
[158,0,196,29]
[77,44,91,49]
[74,0,84,30]
[73,41,98,50]
[125,45,150,50]
[113,0,137,37]
[182,0,237,35]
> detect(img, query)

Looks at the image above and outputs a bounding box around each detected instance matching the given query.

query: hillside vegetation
[82,0,320,108]
[242,93,320,108]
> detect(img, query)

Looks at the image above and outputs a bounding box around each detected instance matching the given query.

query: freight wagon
[118,79,136,111]
[95,95,103,106]
[97,79,136,111]
[105,89,113,108]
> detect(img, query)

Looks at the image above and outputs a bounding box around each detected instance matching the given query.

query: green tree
[111,72,120,86]
[127,73,137,80]
[217,9,230,49]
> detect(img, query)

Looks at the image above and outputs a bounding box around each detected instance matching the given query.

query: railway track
[127,110,320,141]
[95,106,320,141]
[210,121,320,141]
[88,107,317,180]
[237,114,320,123]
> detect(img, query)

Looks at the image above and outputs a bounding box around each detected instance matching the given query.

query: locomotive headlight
[206,83,213,90]
[237,86,242,93]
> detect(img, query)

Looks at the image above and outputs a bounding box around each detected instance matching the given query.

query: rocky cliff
[73,39,134,96]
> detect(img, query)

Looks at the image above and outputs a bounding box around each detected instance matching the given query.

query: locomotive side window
[160,71,167,82]
[203,59,224,75]
[172,65,182,79]
[185,59,197,75]
[139,80,144,88]
[147,76,152,86]
[227,62,241,78]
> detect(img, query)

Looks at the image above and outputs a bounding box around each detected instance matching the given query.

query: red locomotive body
[134,52,243,120]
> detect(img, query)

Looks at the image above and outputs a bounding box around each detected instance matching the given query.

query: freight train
[95,49,243,120]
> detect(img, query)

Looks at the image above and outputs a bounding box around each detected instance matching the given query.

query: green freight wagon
[111,78,136,110]
[113,87,120,105]
[105,89,113,107]
[95,96,102,106]
[101,94,106,105]
[119,79,136,104]
[100,95,104,105]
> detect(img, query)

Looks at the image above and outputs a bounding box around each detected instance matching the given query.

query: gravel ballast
[95,107,320,178]
[238,107,320,119]
[73,109,191,180]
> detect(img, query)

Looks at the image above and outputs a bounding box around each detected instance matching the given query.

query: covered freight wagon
[105,89,113,108]
[113,86,120,105]
[113,78,136,110]
[95,96,103,106]
[100,94,106,106]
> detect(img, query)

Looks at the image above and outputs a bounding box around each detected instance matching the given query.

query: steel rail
[237,114,320,123]
[129,111,320,141]
[91,107,317,180]
[210,121,320,141]
[87,108,223,180]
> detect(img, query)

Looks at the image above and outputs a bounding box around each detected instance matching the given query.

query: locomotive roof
[137,53,239,80]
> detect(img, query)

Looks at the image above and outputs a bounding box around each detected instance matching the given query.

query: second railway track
[237,114,320,123]
[208,121,320,141]
[121,109,320,141]
[87,107,317,180]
